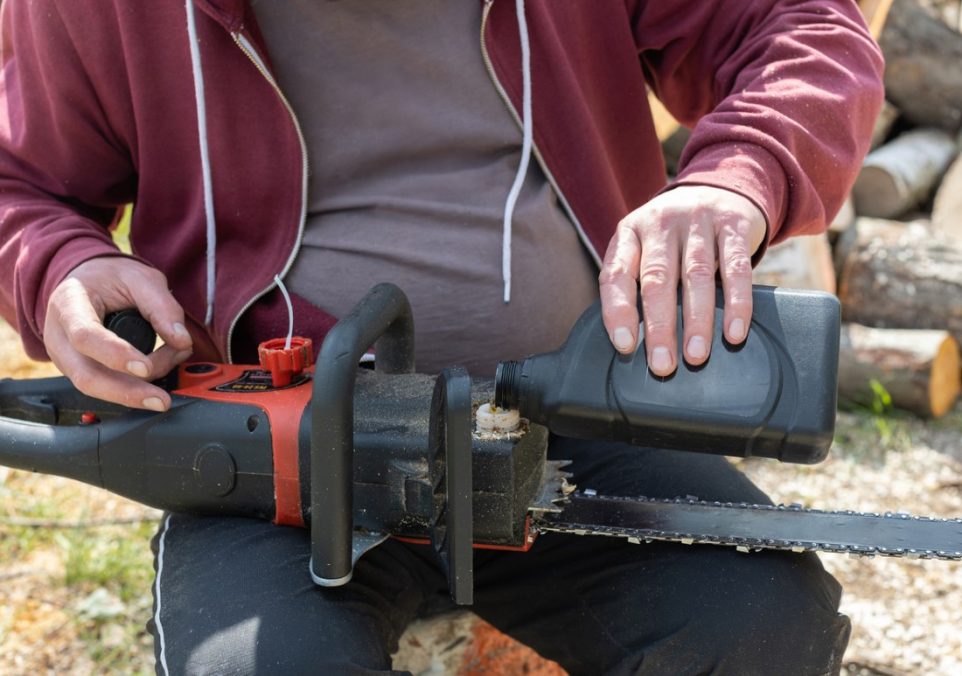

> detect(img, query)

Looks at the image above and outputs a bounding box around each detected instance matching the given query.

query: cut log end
[838,324,961,418]
[851,166,905,218]
[930,335,961,418]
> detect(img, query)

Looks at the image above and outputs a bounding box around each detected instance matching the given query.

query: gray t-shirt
[252,0,598,376]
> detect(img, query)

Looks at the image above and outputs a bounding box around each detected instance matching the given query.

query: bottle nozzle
[494,360,522,410]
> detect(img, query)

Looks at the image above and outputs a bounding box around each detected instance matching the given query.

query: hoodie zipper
[479,0,601,269]
[226,31,310,364]
[224,6,595,360]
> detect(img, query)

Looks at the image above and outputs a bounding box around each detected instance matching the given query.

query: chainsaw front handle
[310,283,416,587]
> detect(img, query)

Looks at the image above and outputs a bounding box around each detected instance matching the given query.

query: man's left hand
[598,185,767,376]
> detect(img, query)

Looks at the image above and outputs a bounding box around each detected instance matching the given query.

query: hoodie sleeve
[0,0,137,359]
[631,0,884,250]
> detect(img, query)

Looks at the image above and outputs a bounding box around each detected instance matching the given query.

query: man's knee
[148,515,419,675]
[170,618,399,675]
[617,551,850,676]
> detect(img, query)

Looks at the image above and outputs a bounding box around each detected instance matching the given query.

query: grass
[833,408,914,466]
[58,520,156,674]
[833,379,916,465]
[0,470,158,673]
[59,522,156,595]
[928,404,962,434]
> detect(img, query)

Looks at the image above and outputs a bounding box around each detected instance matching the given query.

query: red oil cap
[258,336,314,387]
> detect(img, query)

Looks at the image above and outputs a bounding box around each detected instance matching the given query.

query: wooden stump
[838,323,961,418]
[837,218,962,345]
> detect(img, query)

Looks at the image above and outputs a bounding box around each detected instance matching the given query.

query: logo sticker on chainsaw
[213,369,311,393]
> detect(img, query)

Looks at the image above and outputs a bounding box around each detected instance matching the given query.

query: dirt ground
[1,317,960,675]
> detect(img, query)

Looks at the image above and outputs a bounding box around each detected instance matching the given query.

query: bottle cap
[258,336,313,387]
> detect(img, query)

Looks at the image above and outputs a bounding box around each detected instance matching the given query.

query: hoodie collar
[191,0,249,33]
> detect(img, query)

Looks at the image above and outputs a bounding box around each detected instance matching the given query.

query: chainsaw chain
[536,492,962,560]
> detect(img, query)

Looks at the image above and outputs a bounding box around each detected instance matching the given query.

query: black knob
[104,309,157,356]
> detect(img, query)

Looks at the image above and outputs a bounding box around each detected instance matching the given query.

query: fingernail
[613,327,634,352]
[127,360,149,378]
[173,322,189,338]
[729,318,746,342]
[687,336,707,360]
[142,397,166,412]
[651,346,671,372]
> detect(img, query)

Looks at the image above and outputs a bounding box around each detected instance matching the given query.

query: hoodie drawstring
[187,0,529,312]
[185,0,218,326]
[501,0,532,304]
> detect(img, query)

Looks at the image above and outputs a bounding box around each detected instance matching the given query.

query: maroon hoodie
[0,0,883,362]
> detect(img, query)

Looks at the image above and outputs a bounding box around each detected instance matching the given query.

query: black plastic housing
[0,373,547,547]
[496,286,840,464]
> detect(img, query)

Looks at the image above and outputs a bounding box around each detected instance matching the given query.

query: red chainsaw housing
[173,361,313,527]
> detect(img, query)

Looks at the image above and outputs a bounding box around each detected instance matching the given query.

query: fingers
[680,219,716,368]
[44,313,174,411]
[717,220,756,345]
[53,278,158,379]
[44,257,193,411]
[124,267,193,352]
[598,186,768,375]
[638,220,679,376]
[599,226,643,354]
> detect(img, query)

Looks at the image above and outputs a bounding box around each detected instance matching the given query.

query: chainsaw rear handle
[0,310,167,483]
[0,367,147,482]
[0,376,104,484]
[310,282,416,586]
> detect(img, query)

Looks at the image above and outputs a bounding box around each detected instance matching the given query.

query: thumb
[119,265,193,352]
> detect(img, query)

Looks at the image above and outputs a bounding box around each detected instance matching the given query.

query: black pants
[148,438,850,675]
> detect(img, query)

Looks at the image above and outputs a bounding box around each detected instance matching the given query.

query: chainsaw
[0,283,959,605]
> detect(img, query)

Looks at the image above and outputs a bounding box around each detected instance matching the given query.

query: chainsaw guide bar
[537,492,962,560]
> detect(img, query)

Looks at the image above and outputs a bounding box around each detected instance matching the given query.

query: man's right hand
[44,257,193,411]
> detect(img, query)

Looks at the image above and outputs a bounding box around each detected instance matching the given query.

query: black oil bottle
[495,286,840,464]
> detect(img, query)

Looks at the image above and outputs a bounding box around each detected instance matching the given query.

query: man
[0,1,883,673]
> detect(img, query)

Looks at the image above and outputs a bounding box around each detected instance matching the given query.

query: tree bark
[838,323,960,418]
[878,0,962,133]
[837,218,962,345]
